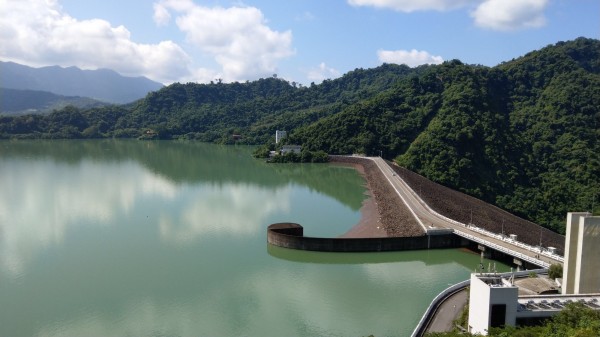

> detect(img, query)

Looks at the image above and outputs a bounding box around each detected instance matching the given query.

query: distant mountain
[0,88,107,115]
[0,61,163,104]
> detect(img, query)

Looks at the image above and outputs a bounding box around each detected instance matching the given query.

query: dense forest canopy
[1,37,598,232]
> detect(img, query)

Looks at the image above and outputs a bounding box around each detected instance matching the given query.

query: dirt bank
[331,156,425,238]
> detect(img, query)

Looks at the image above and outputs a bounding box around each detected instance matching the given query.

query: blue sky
[1,0,598,85]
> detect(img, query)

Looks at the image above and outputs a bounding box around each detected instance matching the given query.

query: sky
[1,0,598,85]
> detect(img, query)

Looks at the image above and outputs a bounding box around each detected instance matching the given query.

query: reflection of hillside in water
[1,140,365,211]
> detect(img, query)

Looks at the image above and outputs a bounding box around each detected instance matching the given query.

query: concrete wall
[267,223,468,252]
[575,215,600,294]
[563,213,589,294]
[469,274,492,334]
[563,212,595,294]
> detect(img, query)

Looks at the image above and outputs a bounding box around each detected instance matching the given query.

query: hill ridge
[0,61,164,104]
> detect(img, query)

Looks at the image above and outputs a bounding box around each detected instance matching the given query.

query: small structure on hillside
[281,145,301,155]
[275,130,287,144]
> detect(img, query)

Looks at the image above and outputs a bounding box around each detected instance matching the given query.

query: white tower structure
[275,130,287,144]
[562,212,600,294]
[468,273,518,335]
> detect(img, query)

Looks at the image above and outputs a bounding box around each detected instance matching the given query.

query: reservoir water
[0,140,509,337]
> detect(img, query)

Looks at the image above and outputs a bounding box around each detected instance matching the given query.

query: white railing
[453,230,550,268]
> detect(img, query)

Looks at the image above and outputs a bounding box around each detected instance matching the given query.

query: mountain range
[0,61,163,106]
[0,37,598,232]
[0,88,107,115]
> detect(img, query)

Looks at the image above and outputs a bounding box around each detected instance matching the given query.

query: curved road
[370,157,563,268]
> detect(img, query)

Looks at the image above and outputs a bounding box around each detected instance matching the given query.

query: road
[370,157,563,267]
[425,289,468,334]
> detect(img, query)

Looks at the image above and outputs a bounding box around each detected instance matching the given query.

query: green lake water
[0,140,510,337]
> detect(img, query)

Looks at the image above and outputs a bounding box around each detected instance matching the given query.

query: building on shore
[275,130,287,144]
[468,273,518,334]
[281,145,301,155]
[467,212,600,335]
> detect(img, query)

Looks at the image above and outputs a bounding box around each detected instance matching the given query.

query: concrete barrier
[411,280,470,337]
[267,223,468,252]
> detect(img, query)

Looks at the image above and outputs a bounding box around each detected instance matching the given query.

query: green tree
[548,264,563,280]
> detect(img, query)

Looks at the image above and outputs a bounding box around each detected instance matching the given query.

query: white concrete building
[468,273,518,335]
[467,272,600,335]
[562,212,600,294]
[275,130,287,144]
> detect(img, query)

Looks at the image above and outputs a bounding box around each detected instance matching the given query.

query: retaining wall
[267,223,469,252]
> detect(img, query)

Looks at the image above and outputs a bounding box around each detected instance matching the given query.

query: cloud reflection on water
[0,160,177,276]
[0,158,289,277]
[159,183,290,244]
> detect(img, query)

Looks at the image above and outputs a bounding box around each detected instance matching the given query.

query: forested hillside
[291,38,599,232]
[0,88,107,115]
[0,37,598,231]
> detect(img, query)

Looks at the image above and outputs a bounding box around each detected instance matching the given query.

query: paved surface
[426,289,468,333]
[370,157,563,267]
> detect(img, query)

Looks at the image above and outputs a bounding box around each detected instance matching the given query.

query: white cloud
[377,49,443,67]
[154,0,295,82]
[307,62,341,83]
[295,11,316,22]
[0,0,191,84]
[347,0,475,12]
[349,0,548,31]
[471,0,548,31]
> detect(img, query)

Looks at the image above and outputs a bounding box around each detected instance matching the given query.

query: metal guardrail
[410,279,470,337]
[453,230,551,269]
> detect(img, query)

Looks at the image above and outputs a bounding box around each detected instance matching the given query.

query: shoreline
[331,161,386,238]
[339,194,387,238]
[331,157,425,238]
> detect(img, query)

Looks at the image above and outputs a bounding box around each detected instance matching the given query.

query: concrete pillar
[563,212,600,295]
[562,212,591,294]
[574,215,600,294]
